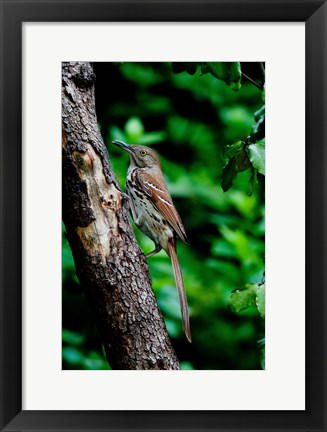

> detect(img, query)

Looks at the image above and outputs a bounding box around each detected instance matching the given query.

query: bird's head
[112,140,161,169]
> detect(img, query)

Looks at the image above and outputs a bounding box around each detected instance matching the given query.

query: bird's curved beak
[112,140,135,155]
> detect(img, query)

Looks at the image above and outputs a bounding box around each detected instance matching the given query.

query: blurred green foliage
[62,62,265,370]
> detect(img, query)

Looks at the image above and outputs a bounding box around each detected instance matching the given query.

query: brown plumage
[113,140,191,343]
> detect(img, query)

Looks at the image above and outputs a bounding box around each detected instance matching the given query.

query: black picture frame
[1,1,326,431]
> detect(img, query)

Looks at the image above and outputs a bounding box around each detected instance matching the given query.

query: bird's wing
[135,170,189,244]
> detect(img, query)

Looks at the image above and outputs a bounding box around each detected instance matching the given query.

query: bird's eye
[140,150,147,156]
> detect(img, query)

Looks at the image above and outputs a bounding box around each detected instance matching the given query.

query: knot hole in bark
[73,64,96,89]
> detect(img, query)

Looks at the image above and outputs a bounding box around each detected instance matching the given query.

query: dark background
[62,62,265,370]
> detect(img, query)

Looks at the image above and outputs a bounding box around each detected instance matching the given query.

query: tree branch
[241,72,263,90]
[260,62,265,84]
[62,62,180,370]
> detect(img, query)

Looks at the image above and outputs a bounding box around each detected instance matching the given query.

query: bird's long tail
[167,238,192,343]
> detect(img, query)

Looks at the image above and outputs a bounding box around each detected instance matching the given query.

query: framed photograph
[1,1,326,431]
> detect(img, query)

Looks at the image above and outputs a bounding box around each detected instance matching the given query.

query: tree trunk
[62,62,180,370]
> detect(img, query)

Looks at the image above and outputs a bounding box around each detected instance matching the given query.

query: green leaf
[206,62,226,79]
[125,117,144,142]
[257,337,265,347]
[200,63,210,75]
[180,361,195,370]
[171,62,198,76]
[137,131,166,145]
[251,117,265,141]
[223,142,250,187]
[62,329,84,346]
[250,105,265,141]
[235,149,251,172]
[224,141,244,159]
[62,347,84,365]
[262,84,265,103]
[251,106,265,141]
[255,283,265,318]
[206,62,242,91]
[171,62,186,74]
[229,62,242,91]
[260,345,265,369]
[254,105,265,122]
[248,165,258,196]
[258,338,265,369]
[109,125,125,142]
[247,142,265,175]
[84,351,110,370]
[164,317,181,338]
[229,283,258,313]
[185,63,198,75]
[221,157,237,192]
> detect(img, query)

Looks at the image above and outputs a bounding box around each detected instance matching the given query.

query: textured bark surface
[62,62,180,370]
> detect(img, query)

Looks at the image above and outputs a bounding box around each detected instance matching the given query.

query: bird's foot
[146,245,162,258]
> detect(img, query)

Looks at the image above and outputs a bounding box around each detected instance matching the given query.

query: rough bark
[62,62,180,370]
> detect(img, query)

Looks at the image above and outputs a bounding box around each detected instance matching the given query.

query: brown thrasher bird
[113,140,191,343]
